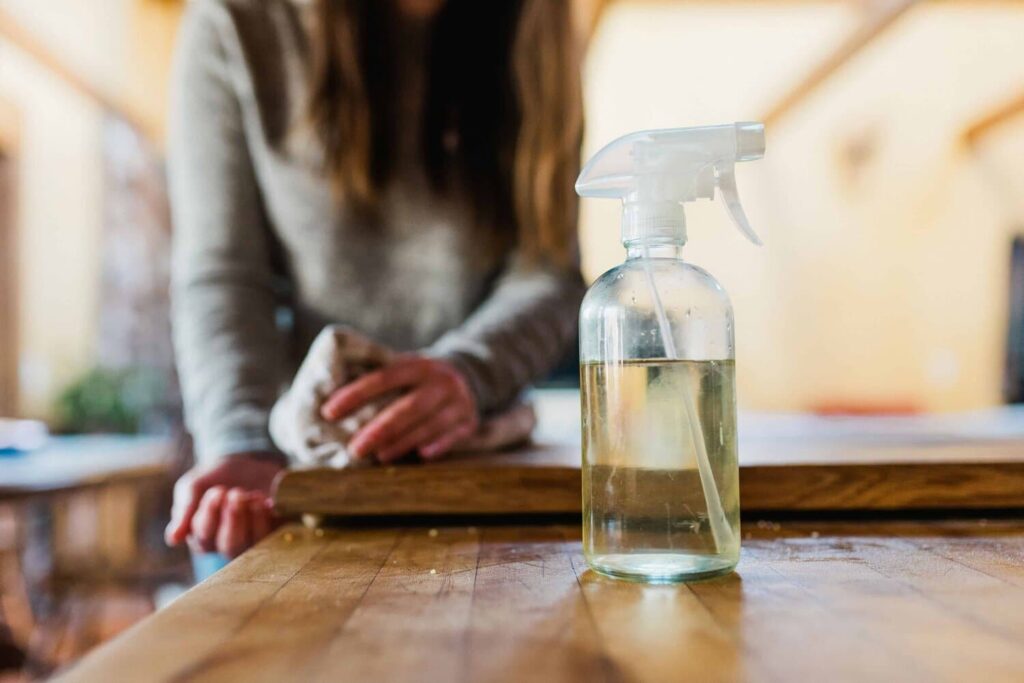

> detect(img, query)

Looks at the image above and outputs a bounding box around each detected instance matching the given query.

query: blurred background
[2,0,1024,678]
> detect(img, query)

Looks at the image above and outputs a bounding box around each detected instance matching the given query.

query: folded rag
[269,326,536,467]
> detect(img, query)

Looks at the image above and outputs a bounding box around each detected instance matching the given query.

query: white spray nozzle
[576,122,765,246]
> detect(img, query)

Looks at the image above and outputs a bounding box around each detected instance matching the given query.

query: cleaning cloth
[269,325,536,467]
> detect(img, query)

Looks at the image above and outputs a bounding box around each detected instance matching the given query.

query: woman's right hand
[164,453,285,558]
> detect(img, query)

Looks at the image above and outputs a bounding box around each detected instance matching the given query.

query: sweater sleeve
[168,1,283,464]
[427,253,586,414]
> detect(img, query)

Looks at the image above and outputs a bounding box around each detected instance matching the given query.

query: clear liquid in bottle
[580,358,740,582]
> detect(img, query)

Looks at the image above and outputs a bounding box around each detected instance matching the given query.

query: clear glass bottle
[575,123,765,582]
[579,242,740,582]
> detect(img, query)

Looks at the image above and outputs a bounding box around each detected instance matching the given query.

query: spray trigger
[716,165,762,247]
[576,122,765,247]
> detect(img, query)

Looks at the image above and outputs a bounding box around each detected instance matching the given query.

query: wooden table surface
[60,518,1024,682]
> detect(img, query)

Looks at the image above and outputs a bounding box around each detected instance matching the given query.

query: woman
[164,0,584,559]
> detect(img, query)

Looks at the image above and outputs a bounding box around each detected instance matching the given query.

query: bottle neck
[625,242,684,260]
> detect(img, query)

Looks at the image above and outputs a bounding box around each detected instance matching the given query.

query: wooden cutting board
[273,435,1024,517]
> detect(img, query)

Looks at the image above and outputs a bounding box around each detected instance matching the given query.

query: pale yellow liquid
[580,359,740,582]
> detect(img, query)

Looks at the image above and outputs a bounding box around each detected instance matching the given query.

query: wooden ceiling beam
[963,92,1024,146]
[0,8,157,142]
[761,0,919,127]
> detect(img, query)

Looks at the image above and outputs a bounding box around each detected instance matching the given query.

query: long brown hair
[308,0,583,266]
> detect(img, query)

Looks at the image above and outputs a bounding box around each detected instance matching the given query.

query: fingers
[249,497,273,543]
[321,358,429,420]
[190,486,227,552]
[187,487,270,558]
[375,403,466,463]
[320,356,480,463]
[165,472,207,546]
[348,384,447,459]
[217,488,252,559]
[420,420,477,461]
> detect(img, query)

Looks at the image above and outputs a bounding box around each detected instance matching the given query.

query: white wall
[0,0,180,418]
[0,42,104,417]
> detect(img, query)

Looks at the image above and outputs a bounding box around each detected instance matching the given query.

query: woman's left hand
[320,356,479,463]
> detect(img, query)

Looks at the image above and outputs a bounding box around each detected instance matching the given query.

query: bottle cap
[576,122,766,246]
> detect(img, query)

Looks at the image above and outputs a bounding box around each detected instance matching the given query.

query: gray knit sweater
[168,0,584,464]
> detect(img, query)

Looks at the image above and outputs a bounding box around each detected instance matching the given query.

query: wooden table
[0,435,172,501]
[53,406,1024,681]
[60,518,1024,682]
[274,397,1024,517]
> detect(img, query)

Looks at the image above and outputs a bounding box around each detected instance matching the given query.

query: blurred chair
[0,435,191,677]
[0,506,28,674]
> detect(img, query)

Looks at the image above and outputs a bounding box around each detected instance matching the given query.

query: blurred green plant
[53,366,172,434]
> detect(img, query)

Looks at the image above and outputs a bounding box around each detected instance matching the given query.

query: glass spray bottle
[576,122,766,582]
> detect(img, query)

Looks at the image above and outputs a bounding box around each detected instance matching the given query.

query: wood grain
[274,446,581,517]
[274,439,1024,516]
[59,520,1024,683]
